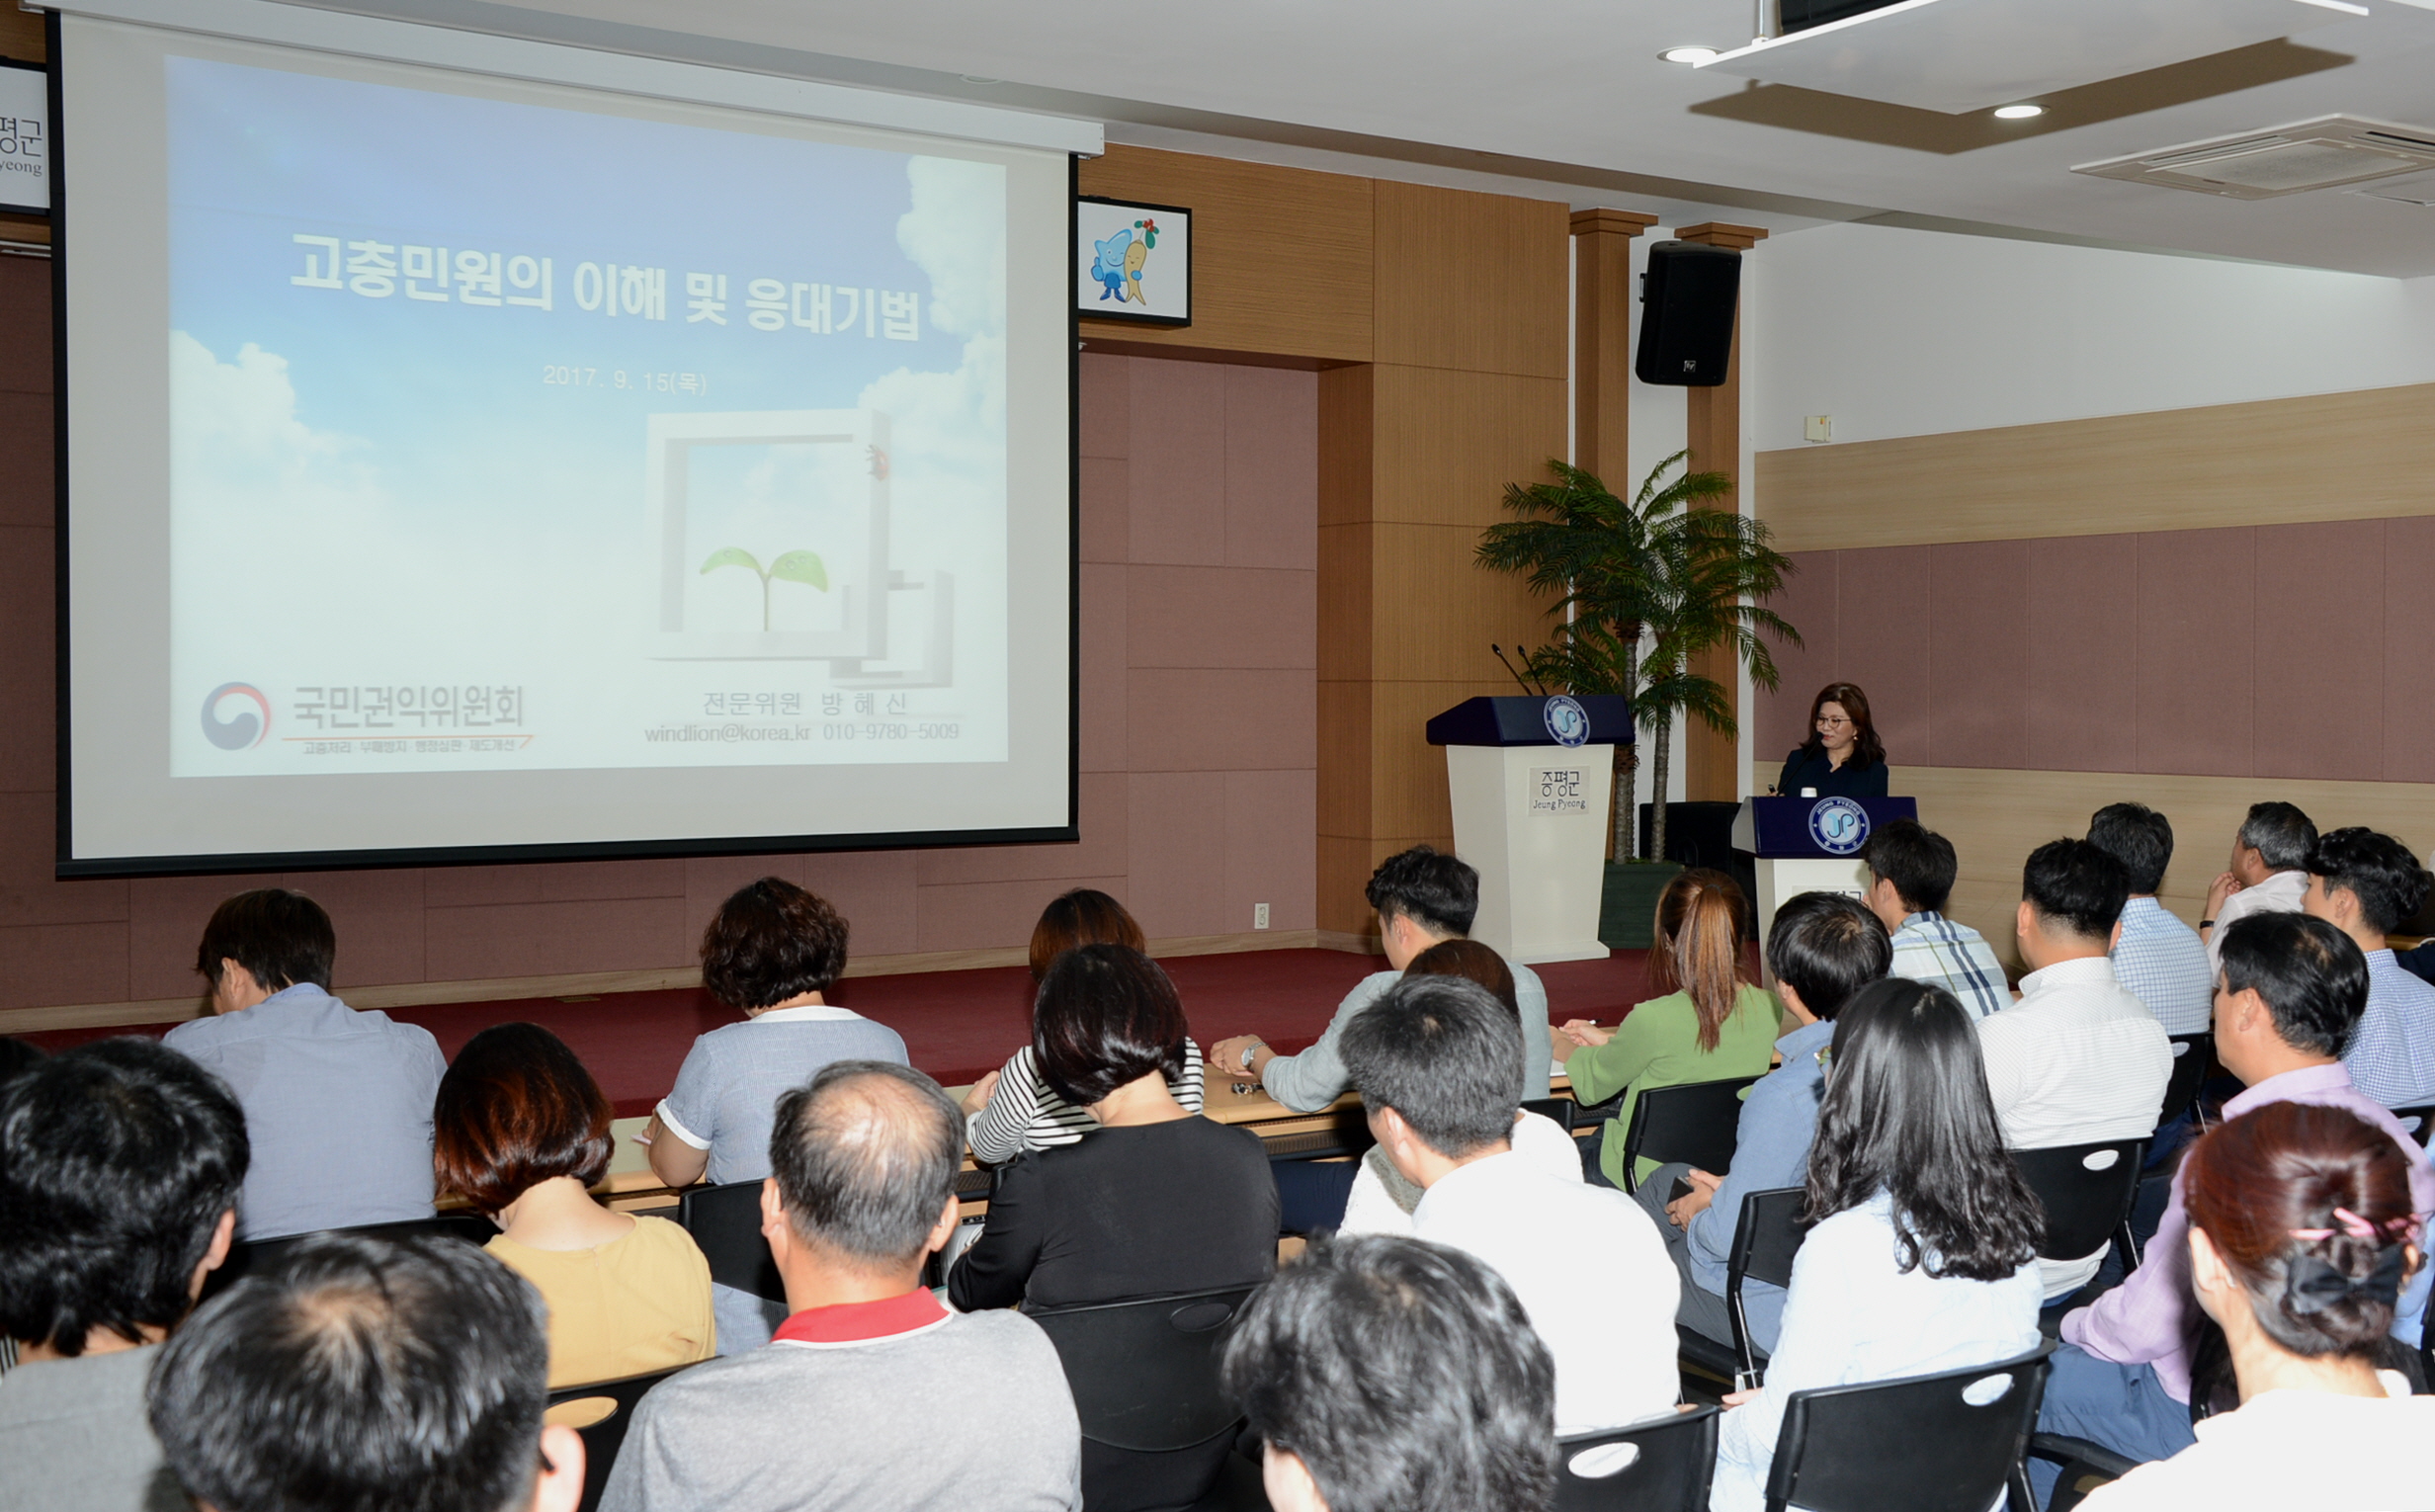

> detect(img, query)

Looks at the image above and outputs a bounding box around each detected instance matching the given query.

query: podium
[1426,696,1634,966]
[1731,795,1920,949]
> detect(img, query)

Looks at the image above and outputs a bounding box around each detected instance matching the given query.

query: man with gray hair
[602,1060,1080,1512]
[2201,800,2315,974]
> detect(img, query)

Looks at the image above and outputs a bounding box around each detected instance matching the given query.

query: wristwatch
[1239,1042,1261,1070]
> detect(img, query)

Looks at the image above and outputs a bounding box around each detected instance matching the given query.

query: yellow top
[487,1215,716,1390]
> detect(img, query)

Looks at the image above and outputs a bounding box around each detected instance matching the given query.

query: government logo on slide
[1808,797,1871,856]
[201,683,271,751]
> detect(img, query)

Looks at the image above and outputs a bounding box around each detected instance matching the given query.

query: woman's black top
[1776,745,1890,799]
[947,1116,1279,1313]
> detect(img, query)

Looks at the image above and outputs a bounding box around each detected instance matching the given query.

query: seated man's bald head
[769,1060,963,1267]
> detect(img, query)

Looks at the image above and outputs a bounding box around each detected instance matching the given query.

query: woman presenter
[1775,681,1889,798]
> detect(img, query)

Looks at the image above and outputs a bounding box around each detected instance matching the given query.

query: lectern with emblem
[1425,695,1633,966]
[1731,795,1921,950]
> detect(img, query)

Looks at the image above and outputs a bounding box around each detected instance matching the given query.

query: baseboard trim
[0,927,1367,1037]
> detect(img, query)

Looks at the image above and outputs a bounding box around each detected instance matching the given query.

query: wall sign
[1075,195,1190,326]
[0,61,46,216]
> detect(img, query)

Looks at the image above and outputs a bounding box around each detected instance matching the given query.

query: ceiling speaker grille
[2076,116,2435,200]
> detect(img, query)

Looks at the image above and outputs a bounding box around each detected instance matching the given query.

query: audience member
[1342,975,1677,1434]
[434,1022,715,1392]
[1558,868,1780,1190]
[1981,839,2172,1298]
[1336,940,1580,1236]
[949,946,1273,1511]
[2089,802,2214,1035]
[2301,827,2435,1110]
[0,1040,246,1512]
[0,1036,36,1380]
[2201,801,2315,972]
[2039,913,2435,1500]
[2075,1102,2431,1511]
[162,888,444,1239]
[962,889,1205,1164]
[607,1061,1078,1512]
[642,878,907,1351]
[1858,819,2008,1018]
[145,1233,583,1512]
[1218,1233,1558,1512]
[1636,890,1890,1354]
[1711,978,2046,1512]
[1212,847,1552,1112]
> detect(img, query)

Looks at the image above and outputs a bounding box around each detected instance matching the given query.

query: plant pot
[1599,860,1684,950]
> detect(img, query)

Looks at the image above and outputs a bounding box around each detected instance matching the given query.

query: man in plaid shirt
[1861,819,2010,1019]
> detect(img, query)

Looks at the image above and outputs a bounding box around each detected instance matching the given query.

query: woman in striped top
[963,889,1205,1163]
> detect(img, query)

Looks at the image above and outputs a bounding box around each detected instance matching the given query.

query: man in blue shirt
[1631,890,1890,1352]
[2301,827,2435,1110]
[2087,802,2213,1036]
[163,889,447,1240]
[1860,820,2009,1020]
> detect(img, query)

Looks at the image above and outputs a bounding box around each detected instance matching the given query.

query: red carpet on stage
[23,948,1671,1118]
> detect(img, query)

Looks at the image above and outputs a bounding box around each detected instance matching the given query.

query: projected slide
[166,58,1007,779]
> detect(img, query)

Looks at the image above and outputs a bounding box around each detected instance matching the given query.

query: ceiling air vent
[2075,117,2435,200]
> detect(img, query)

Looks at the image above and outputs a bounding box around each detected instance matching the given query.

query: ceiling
[310,0,2435,276]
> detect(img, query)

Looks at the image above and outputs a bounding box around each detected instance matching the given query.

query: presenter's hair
[1365,846,1479,938]
[1219,1233,1557,1512]
[1799,681,1885,770]
[1028,887,1145,982]
[769,1060,960,1264]
[2087,801,2175,894]
[2220,913,2368,1059]
[2238,801,2318,873]
[1032,944,1188,1108]
[2184,1102,2418,1361]
[701,877,849,1010]
[1652,868,1750,1051]
[146,1233,549,1512]
[2304,827,2433,935]
[1341,976,1523,1158]
[1805,978,2043,1282]
[432,1022,614,1216]
[195,887,336,993]
[1766,892,1890,1023]
[1404,938,1519,1020]
[2022,837,2131,940]
[1859,819,1958,915]
[0,1039,248,1355]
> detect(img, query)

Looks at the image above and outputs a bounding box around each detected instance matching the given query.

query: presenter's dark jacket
[1775,747,1890,799]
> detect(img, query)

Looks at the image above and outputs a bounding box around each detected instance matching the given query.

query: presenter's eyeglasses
[1815,714,1854,729]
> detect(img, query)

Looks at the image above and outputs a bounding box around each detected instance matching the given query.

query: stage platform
[22,947,1671,1118]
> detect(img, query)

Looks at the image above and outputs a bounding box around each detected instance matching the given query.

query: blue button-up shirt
[1680,1016,1835,1353]
[2109,895,2214,1036]
[1889,911,2009,1020]
[2344,948,2435,1110]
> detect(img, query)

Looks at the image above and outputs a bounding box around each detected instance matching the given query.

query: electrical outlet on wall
[1254,903,1270,930]
[1804,415,1832,443]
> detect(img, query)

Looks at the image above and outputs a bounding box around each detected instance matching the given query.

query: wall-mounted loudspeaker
[1634,241,1741,387]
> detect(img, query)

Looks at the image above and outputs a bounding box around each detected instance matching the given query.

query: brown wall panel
[2253,518,2384,782]
[2384,517,2435,786]
[1369,367,1570,527]
[1925,540,2030,770]
[1372,181,1567,379]
[1760,551,1837,765]
[2025,536,2140,775]
[2135,528,2254,779]
[1370,523,1550,683]
[1830,546,1933,765]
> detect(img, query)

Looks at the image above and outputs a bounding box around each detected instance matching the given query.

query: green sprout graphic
[701,546,829,630]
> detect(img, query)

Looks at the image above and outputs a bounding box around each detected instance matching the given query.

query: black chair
[1028,1286,1262,1511]
[676,1179,784,1304]
[206,1212,494,1299]
[546,1365,690,1512]
[1554,1403,1719,1511]
[2026,1433,2140,1512]
[2393,1101,2434,1141]
[1618,1076,1759,1190]
[1762,1341,2055,1512]
[1522,1096,1574,1132]
[1677,1185,1806,1389]
[2157,1033,2215,1132]
[2011,1136,2147,1281]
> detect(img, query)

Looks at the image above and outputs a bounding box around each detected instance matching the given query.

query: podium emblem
[1542,695,1590,748]
[1808,797,1871,855]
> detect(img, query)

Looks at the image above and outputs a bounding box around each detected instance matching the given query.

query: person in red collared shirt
[599,1061,1081,1512]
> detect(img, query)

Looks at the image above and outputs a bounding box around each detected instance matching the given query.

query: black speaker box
[1634,241,1741,387]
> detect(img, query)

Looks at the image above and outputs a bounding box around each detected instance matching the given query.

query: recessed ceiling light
[1993,104,2046,120]
[959,75,1004,85]
[1660,46,1721,65]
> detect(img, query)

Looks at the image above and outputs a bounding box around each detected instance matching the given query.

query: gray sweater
[0,1346,187,1512]
[600,1307,1080,1512]
[1260,963,1554,1112]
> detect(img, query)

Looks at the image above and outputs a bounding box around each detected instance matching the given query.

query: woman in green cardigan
[1558,868,1782,1191]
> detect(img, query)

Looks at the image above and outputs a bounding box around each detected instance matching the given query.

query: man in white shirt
[1980,839,2172,1300]
[1339,975,1678,1435]
[2301,826,2435,1109]
[2200,801,2315,974]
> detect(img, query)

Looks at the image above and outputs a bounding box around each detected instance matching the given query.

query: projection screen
[55,2,1084,875]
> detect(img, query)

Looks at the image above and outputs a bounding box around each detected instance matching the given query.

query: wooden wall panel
[1079,146,1374,365]
[1371,367,1569,526]
[1372,182,1567,379]
[1370,523,1548,681]
[1754,380,2435,553]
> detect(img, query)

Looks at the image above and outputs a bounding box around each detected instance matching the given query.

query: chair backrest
[1725,1187,1807,1378]
[1763,1342,2054,1512]
[1025,1286,1260,1453]
[1553,1404,1719,1512]
[2157,1034,2214,1128]
[207,1213,495,1299]
[1522,1096,1574,1132]
[2393,1102,2434,1141]
[1620,1076,1759,1180]
[546,1366,690,1512]
[677,1179,785,1302]
[2010,1138,2146,1261]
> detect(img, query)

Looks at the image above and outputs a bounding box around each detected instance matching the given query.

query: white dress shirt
[1976,956,2173,1297]
[1411,1149,1680,1436]
[1337,1110,1580,1237]
[2075,1372,2432,1512]
[2204,868,2308,974]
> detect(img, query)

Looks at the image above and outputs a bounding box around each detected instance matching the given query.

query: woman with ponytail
[2079,1101,2431,1510]
[1558,869,1781,1190]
